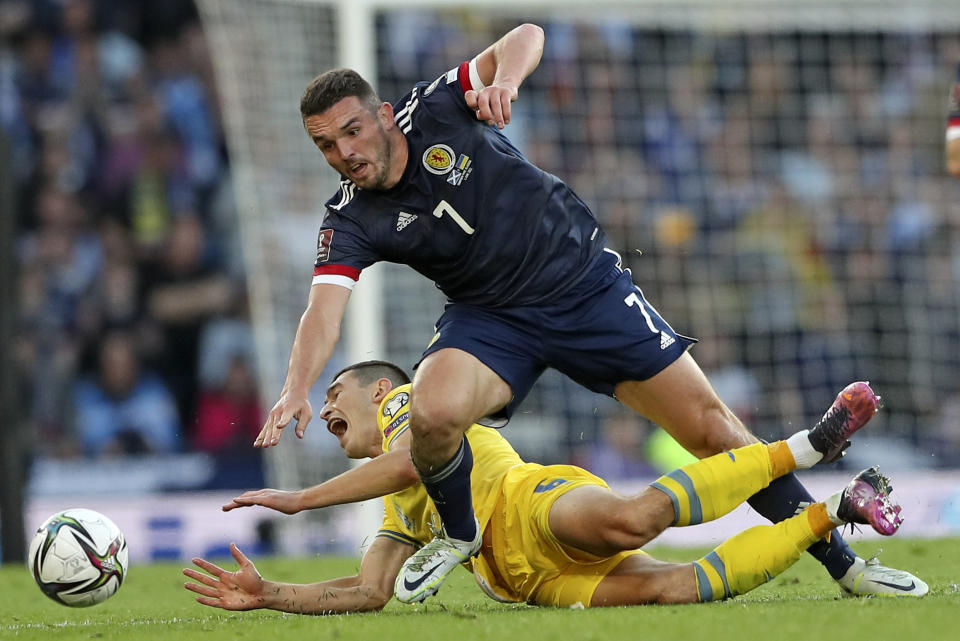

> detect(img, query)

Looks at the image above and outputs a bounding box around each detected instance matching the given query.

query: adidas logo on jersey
[660,332,675,350]
[396,212,418,231]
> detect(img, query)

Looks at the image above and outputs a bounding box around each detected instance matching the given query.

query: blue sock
[417,436,477,542]
[746,472,856,579]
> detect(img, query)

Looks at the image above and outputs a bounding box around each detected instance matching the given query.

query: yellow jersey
[375,384,523,549]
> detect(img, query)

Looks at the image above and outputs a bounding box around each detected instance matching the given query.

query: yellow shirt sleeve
[377,384,412,452]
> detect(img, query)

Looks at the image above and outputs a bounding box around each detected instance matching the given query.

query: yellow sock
[693,507,824,601]
[651,442,795,526]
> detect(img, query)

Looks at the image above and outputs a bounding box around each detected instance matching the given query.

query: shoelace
[405,540,460,573]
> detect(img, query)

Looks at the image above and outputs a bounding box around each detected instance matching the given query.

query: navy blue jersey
[312,60,607,307]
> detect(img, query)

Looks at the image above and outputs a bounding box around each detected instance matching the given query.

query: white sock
[785,429,823,469]
[824,491,845,526]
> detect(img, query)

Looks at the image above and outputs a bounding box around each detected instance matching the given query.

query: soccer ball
[27,508,129,607]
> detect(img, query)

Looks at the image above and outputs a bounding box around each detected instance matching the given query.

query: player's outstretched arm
[254,283,351,449]
[184,539,411,614]
[223,448,421,513]
[466,23,544,129]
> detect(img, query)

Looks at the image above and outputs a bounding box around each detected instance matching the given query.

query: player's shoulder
[323,177,362,214]
[395,62,479,131]
[378,383,412,444]
[379,384,412,420]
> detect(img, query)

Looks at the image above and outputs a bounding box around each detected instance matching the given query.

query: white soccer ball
[27,508,129,607]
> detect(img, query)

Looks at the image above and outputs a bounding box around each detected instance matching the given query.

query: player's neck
[382,129,409,190]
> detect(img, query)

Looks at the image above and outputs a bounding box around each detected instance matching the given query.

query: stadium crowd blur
[4,3,960,491]
[2,0,264,488]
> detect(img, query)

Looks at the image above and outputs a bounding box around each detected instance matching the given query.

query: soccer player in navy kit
[253,24,926,602]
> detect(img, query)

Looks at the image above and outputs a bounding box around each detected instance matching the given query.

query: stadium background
[2,0,960,563]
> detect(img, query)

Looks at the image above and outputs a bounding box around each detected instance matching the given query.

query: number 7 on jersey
[433,200,475,235]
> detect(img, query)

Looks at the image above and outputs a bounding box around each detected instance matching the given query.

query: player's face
[304,97,397,190]
[320,372,383,459]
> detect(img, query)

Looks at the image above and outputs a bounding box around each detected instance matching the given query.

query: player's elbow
[518,23,544,42]
[358,587,391,612]
[396,455,422,487]
[352,584,393,612]
[514,23,544,53]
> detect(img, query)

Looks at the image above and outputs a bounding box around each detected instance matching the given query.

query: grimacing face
[319,371,384,459]
[304,96,397,190]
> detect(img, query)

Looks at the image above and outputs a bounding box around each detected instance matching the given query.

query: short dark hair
[332,360,410,388]
[300,68,380,119]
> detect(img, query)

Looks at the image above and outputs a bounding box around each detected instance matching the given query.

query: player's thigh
[615,352,757,457]
[590,554,698,606]
[548,485,674,557]
[412,347,513,429]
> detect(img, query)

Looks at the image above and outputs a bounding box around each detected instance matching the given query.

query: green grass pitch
[2,537,957,641]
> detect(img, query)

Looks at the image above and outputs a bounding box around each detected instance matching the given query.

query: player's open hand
[184,543,265,611]
[465,83,518,129]
[254,392,313,448]
[222,488,303,515]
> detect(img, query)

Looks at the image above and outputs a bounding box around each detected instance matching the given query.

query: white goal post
[197,0,960,554]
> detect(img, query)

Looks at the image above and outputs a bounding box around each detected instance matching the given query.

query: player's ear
[372,377,393,403]
[377,102,395,129]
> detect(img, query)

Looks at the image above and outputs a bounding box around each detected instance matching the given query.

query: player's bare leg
[614,352,756,455]
[589,555,697,606]
[614,355,927,597]
[408,347,511,471]
[396,348,511,604]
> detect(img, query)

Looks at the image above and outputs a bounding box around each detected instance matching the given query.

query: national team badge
[446,153,473,186]
[316,228,334,262]
[422,144,455,175]
[382,391,410,419]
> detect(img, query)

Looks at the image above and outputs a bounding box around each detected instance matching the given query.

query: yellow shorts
[472,463,647,607]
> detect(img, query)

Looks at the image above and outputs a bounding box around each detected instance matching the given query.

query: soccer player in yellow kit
[184,361,910,613]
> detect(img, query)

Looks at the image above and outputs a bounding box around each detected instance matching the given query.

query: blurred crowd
[1,0,263,478]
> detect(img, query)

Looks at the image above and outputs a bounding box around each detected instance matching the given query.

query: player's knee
[687,403,754,457]
[408,399,469,444]
[599,498,663,550]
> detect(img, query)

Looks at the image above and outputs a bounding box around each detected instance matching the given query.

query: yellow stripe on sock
[767,441,797,479]
[804,502,835,539]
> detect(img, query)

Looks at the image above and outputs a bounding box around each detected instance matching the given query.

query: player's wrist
[256,582,279,609]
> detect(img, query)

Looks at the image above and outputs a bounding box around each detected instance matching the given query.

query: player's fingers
[259,416,288,448]
[487,94,507,129]
[222,495,256,511]
[473,91,493,124]
[191,557,225,577]
[230,542,251,566]
[294,409,312,439]
[253,422,273,448]
[183,569,220,589]
[464,89,479,109]
[184,581,221,599]
[498,93,513,126]
[195,596,227,609]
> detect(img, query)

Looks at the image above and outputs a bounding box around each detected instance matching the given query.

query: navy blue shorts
[417,249,696,424]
